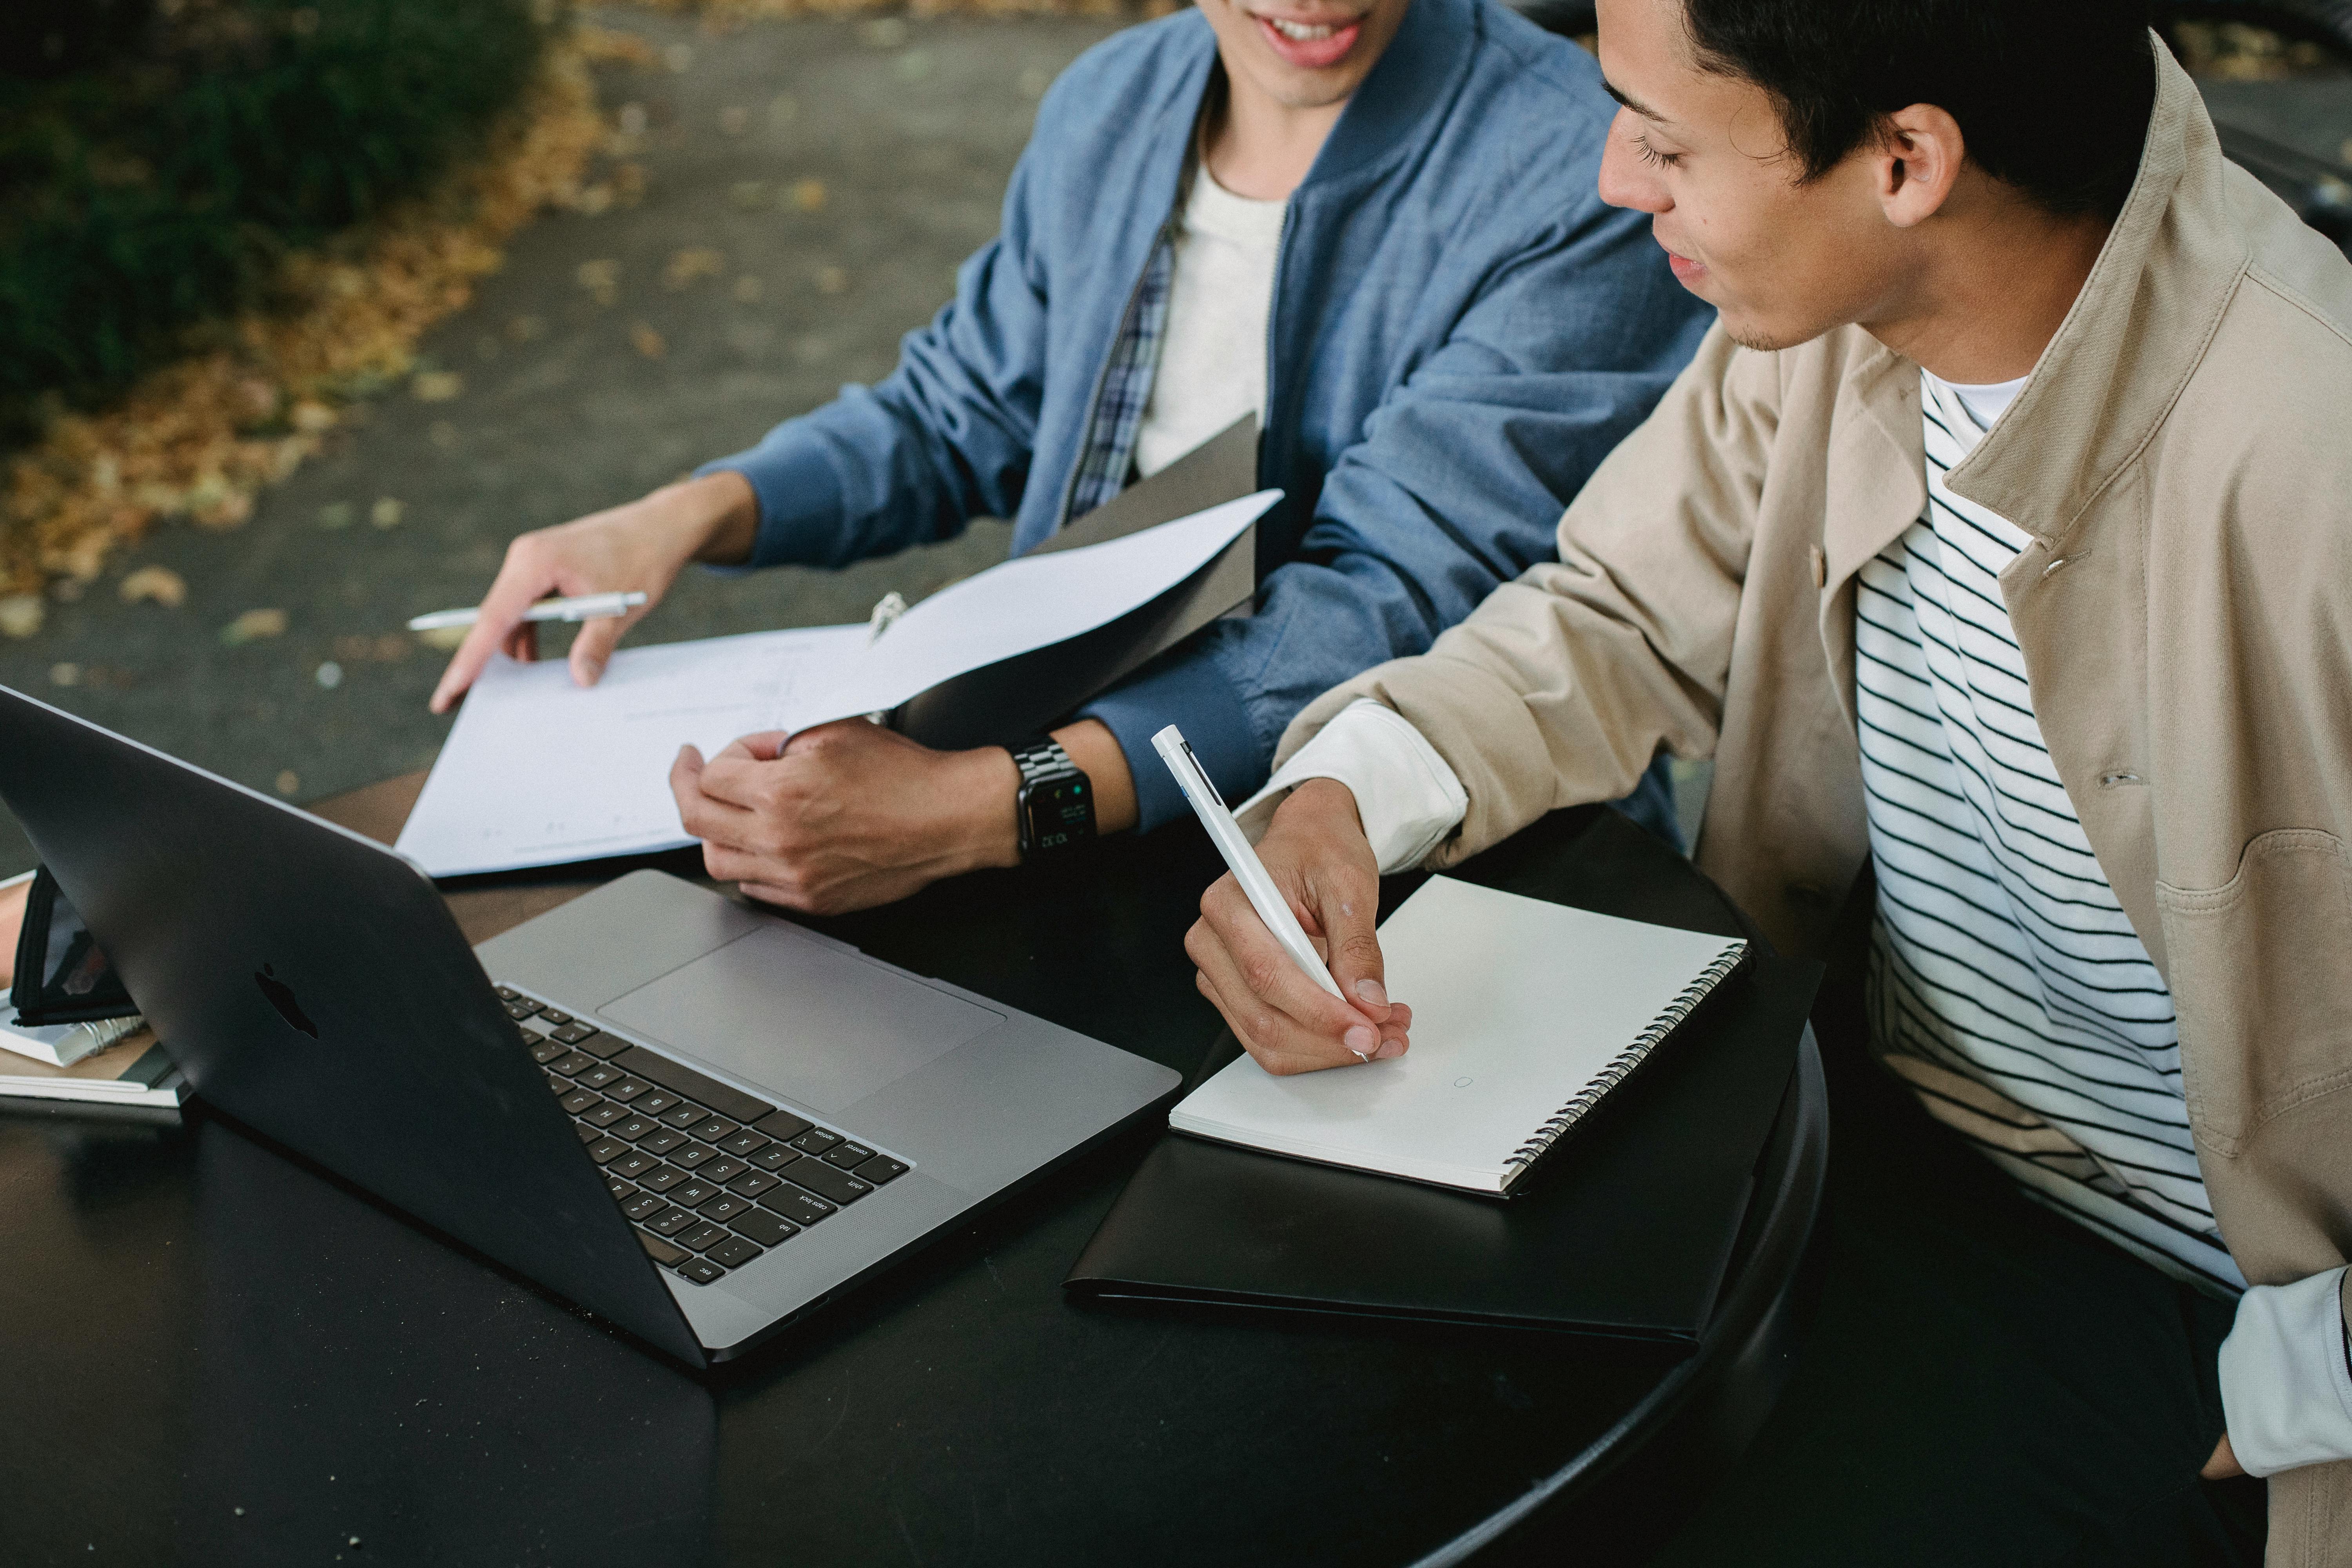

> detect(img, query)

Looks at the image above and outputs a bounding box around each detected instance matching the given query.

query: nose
[1596,107,1668,214]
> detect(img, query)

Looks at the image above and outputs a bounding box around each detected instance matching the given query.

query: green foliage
[0,0,545,441]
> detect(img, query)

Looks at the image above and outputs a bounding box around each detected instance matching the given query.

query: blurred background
[1,0,2347,877]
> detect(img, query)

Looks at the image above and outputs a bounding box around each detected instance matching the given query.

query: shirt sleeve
[1079,183,1711,831]
[1233,699,1466,875]
[2217,1265,2352,1476]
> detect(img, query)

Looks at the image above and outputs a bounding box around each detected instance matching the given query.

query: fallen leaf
[816,265,849,295]
[412,371,465,402]
[275,770,301,797]
[118,565,188,607]
[221,608,289,646]
[861,18,907,47]
[50,662,80,687]
[895,50,934,82]
[507,314,547,342]
[318,501,355,530]
[371,497,404,529]
[316,661,344,689]
[577,258,621,306]
[720,105,748,135]
[290,401,337,433]
[0,596,44,639]
[664,248,726,290]
[663,43,693,73]
[788,178,827,213]
[733,274,764,303]
[429,421,459,449]
[631,322,668,359]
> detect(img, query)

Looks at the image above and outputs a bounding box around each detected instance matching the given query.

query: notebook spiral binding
[1501,942,1748,1176]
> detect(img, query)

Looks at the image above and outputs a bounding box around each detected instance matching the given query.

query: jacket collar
[1296,0,1482,194]
[1941,39,2251,546]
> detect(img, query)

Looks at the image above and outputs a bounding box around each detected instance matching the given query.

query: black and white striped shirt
[1855,371,2241,1293]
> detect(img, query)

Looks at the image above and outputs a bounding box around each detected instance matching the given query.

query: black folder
[1065,953,1822,1341]
[890,416,1261,751]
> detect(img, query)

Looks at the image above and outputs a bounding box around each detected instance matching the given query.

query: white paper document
[395,491,1278,877]
[1168,877,1747,1194]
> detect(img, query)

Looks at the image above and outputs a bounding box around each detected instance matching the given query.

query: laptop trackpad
[596,928,1003,1114]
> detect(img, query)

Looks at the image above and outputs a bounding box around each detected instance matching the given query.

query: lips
[1253,10,1364,70]
[1664,249,1706,285]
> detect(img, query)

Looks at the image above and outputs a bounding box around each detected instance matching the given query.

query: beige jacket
[1280,47,2352,1559]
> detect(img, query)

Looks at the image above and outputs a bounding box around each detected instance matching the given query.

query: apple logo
[254,964,320,1039]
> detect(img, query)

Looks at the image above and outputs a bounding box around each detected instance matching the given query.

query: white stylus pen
[1153,724,1346,1002]
[405,591,647,632]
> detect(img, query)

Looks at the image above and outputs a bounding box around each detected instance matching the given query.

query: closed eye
[1633,133,1682,169]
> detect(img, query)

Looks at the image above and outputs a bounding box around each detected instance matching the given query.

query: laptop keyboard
[501,987,910,1287]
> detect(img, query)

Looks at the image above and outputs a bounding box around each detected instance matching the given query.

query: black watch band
[1011,736,1095,862]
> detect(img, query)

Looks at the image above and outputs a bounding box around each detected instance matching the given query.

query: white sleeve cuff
[1234,699,1468,875]
[2218,1265,2352,1477]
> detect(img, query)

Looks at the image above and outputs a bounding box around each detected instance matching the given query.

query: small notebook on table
[1167,875,1748,1196]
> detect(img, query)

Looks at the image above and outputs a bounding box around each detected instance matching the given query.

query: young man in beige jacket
[1181,0,2352,1561]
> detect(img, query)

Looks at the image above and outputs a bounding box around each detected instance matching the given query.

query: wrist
[1280,776,1366,839]
[658,471,759,566]
[958,745,1025,873]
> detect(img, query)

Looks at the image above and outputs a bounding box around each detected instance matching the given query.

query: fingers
[430,538,569,712]
[1187,875,1397,1074]
[1302,861,1389,1025]
[568,607,645,688]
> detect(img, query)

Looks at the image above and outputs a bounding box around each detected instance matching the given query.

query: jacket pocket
[2158,829,2352,1156]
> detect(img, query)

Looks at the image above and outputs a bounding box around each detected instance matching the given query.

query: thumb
[568,614,632,687]
[1314,874,1390,1024]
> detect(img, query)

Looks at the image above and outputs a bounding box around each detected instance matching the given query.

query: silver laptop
[0,686,1178,1366]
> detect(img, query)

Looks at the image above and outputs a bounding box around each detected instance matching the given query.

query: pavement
[0,7,1123,877]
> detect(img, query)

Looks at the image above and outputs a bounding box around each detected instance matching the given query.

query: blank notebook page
[1169,876,1747,1194]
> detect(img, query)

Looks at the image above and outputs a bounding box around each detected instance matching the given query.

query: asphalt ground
[0,8,1123,877]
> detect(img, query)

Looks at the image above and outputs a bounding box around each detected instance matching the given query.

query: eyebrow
[1601,78,1670,123]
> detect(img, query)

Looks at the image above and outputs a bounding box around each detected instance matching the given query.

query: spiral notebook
[1167,876,1748,1196]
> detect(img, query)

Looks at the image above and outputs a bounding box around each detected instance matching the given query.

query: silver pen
[406,591,647,633]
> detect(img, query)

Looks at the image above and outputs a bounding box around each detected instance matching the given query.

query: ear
[1870,103,1967,228]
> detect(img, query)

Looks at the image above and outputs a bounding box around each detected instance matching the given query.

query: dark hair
[1681,0,2157,218]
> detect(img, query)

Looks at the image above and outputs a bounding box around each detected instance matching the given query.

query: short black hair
[1680,0,2157,219]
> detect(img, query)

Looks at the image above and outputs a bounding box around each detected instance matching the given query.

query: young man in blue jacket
[430,0,1711,914]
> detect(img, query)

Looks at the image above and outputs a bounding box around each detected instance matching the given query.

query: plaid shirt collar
[1062,220,1178,525]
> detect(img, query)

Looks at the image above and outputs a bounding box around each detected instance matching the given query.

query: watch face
[1022,777,1095,855]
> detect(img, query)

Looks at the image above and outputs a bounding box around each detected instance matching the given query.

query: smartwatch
[1011,735,1096,862]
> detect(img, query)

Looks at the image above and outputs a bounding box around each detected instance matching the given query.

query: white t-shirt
[1133,163,1287,479]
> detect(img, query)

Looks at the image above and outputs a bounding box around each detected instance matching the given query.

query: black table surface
[0,782,1815,1568]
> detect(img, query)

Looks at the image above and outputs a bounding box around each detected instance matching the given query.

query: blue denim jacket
[705,0,1713,829]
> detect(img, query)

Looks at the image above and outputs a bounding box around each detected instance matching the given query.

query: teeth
[1268,16,1339,39]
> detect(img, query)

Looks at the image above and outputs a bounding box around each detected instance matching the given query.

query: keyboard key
[670,1180,719,1209]
[550,1022,599,1045]
[726,1170,781,1200]
[684,1116,736,1144]
[575,1063,622,1091]
[750,1144,797,1172]
[573,1033,631,1062]
[632,1090,680,1118]
[753,1108,815,1143]
[707,1236,763,1269]
[786,1162,872,1207]
[676,1257,726,1285]
[823,1142,876,1169]
[623,1192,666,1221]
[559,1088,601,1116]
[531,1039,569,1065]
[603,1077,650,1104]
[581,1103,628,1129]
[537,1009,573,1027]
[636,1228,689,1266]
[697,1194,751,1225]
[856,1155,909,1185]
[638,1165,688,1194]
[585,1137,628,1165]
[612,1116,658,1143]
[658,1104,706,1131]
[495,986,520,1002]
[504,1000,540,1021]
[668,1143,716,1171]
[789,1129,842,1157]
[676,1223,728,1253]
[575,1123,603,1144]
[644,1207,697,1237]
[717,1129,770,1158]
[546,1072,570,1094]
[610,1150,658,1179]
[731,1209,799,1247]
[637,1129,686,1156]
[548,1052,597,1077]
[604,1174,634,1198]
[698,1156,747,1186]
[613,1046,774,1124]
[760,1187,835,1229]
